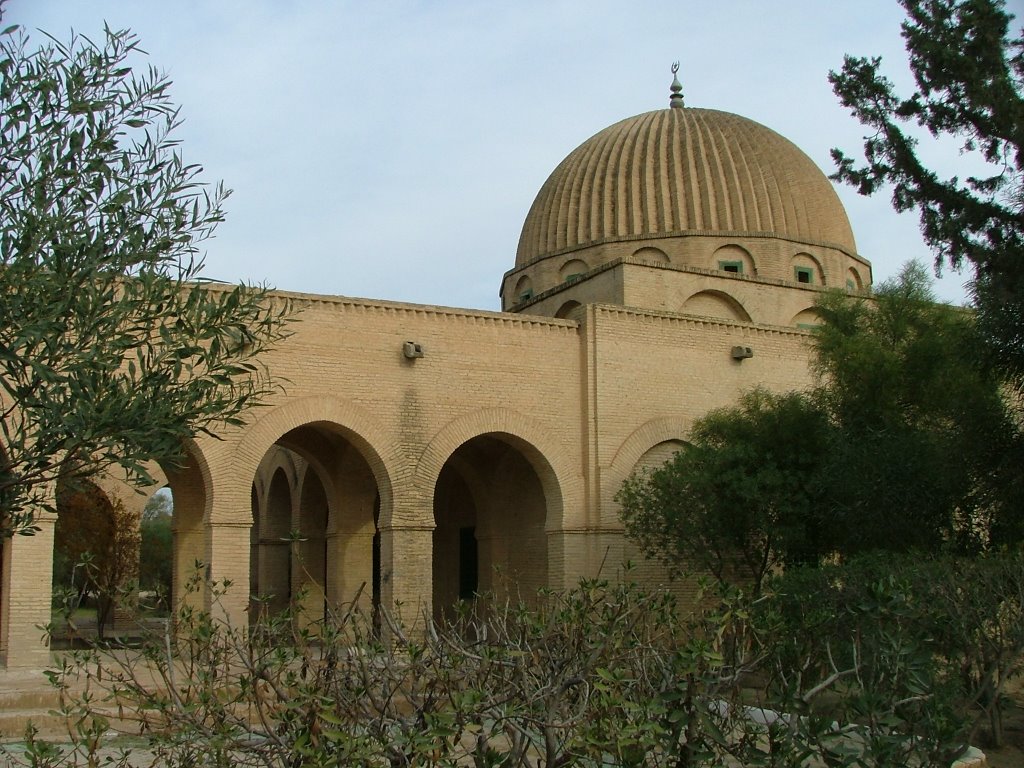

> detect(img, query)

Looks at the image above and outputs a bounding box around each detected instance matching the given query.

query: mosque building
[0,72,870,667]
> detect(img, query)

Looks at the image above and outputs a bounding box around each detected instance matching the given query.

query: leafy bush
[760,551,1024,749]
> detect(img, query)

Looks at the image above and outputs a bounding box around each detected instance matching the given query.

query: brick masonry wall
[2,513,55,667]
[220,286,818,622]
[2,271,837,662]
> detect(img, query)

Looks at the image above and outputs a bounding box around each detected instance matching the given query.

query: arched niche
[632,246,670,265]
[633,440,687,473]
[681,290,752,322]
[792,307,824,328]
[847,266,864,292]
[514,274,534,302]
[554,300,582,319]
[620,439,705,607]
[559,259,589,283]
[791,252,826,286]
[712,244,756,277]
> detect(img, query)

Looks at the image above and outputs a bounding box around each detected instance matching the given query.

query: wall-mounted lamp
[403,341,425,359]
[731,345,754,360]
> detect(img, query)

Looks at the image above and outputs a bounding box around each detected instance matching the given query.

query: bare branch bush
[9,572,983,767]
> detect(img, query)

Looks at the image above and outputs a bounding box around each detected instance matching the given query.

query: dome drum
[501,231,871,312]
[517,256,859,329]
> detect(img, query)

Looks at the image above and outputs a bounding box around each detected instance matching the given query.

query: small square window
[519,289,533,302]
[795,267,814,284]
[846,279,856,291]
[719,260,743,275]
[565,273,583,283]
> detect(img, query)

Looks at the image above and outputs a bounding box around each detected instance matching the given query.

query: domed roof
[515,107,857,267]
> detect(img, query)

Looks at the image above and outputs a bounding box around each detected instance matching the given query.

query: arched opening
[250,421,382,625]
[294,467,328,627]
[162,446,211,616]
[681,290,752,322]
[433,466,477,612]
[2,448,201,665]
[139,487,173,617]
[52,478,124,642]
[432,434,549,622]
[252,465,293,618]
[554,300,582,319]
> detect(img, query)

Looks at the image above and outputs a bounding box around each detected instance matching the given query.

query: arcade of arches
[0,84,873,667]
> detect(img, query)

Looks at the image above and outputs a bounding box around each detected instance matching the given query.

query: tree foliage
[618,390,830,595]
[139,491,172,607]
[829,0,1024,386]
[813,261,1020,552]
[0,15,292,534]
[619,264,1021,581]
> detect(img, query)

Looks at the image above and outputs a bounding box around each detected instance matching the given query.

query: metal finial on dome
[669,62,684,109]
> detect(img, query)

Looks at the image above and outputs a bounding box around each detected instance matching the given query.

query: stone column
[167,463,210,614]
[172,522,205,613]
[1,512,56,668]
[378,524,433,636]
[327,529,375,613]
[205,521,252,627]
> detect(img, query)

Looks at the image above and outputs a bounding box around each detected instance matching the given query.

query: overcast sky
[10,0,1002,308]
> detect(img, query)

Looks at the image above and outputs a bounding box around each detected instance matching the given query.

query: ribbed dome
[515,108,856,267]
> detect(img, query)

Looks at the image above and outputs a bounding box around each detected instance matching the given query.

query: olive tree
[0,14,291,534]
